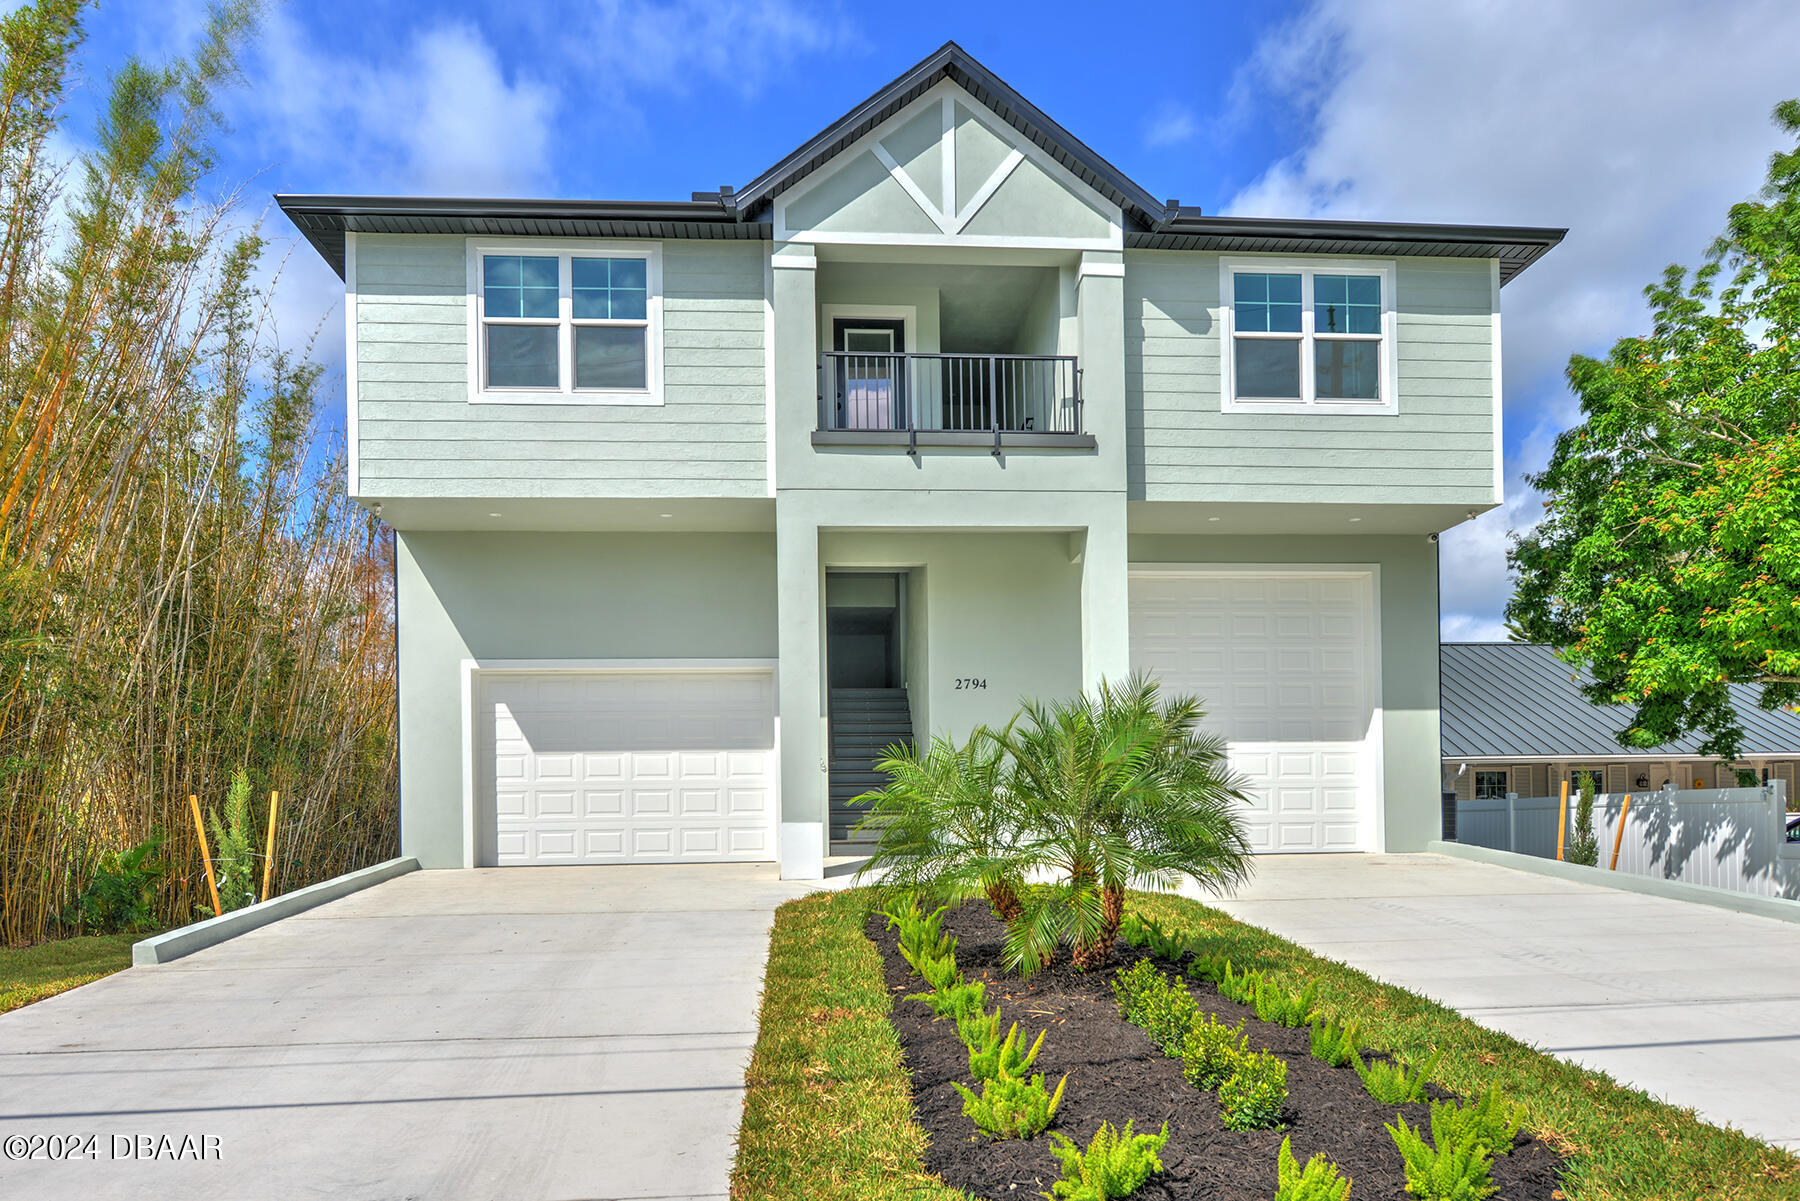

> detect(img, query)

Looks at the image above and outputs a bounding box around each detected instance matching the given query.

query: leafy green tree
[997,675,1252,973]
[1508,101,1800,761]
[853,726,1025,920]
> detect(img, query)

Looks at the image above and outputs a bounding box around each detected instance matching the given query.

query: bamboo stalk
[189,794,222,919]
[261,790,279,903]
[1556,780,1570,861]
[1609,794,1634,871]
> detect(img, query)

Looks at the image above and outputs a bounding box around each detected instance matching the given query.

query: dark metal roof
[735,40,1166,229]
[1441,642,1800,759]
[277,195,766,279]
[1131,215,1566,286]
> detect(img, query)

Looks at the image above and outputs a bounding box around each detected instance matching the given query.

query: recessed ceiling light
[659,513,674,518]
[488,512,502,518]
[1206,516,1221,523]
[1348,516,1362,523]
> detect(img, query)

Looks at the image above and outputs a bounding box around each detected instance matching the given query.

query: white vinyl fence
[1456,783,1800,900]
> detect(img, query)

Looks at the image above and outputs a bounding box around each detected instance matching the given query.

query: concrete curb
[1428,840,1800,925]
[132,856,421,965]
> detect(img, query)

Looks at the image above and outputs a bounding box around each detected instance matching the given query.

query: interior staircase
[828,687,914,849]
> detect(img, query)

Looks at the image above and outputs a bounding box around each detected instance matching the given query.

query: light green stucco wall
[1127,532,1443,852]
[1124,250,1496,508]
[356,234,768,501]
[394,530,778,867]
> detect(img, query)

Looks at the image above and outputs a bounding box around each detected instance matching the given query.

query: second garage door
[478,669,776,866]
[1129,570,1377,853]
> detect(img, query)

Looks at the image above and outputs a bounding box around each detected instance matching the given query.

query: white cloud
[1145,102,1198,148]
[1226,0,1800,639]
[246,14,558,196]
[566,0,861,100]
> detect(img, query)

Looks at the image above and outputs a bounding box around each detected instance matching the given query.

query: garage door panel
[481,670,776,866]
[1130,573,1375,854]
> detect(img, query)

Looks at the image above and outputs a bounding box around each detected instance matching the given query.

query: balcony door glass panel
[833,319,905,430]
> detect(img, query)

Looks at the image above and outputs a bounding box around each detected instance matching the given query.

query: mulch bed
[869,900,1567,1200]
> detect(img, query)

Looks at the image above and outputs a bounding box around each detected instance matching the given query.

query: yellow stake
[189,794,222,918]
[1555,779,1570,861]
[1609,793,1634,871]
[261,791,280,903]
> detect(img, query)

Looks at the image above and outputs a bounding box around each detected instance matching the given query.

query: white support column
[1079,502,1130,692]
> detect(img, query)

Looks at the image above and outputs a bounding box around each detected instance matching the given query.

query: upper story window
[1219,259,1396,414]
[468,241,662,404]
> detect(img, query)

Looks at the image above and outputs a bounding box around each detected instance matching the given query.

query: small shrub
[954,1070,1068,1140]
[909,976,988,1021]
[1389,1107,1498,1201]
[957,1005,1003,1050]
[1308,1016,1362,1068]
[1186,953,1231,984]
[74,834,167,933]
[969,1022,1047,1082]
[1119,914,1150,949]
[1218,1049,1287,1131]
[1567,773,1600,867]
[1179,1013,1249,1090]
[1042,1119,1170,1200]
[907,946,960,991]
[1253,978,1320,1028]
[1217,961,1264,1005]
[1112,959,1162,1024]
[208,767,259,913]
[1355,1049,1441,1105]
[1111,960,1198,1055]
[1431,1090,1523,1158]
[886,897,957,965]
[1127,914,1189,963]
[1276,1135,1352,1201]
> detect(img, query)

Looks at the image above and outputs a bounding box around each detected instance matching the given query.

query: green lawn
[731,887,1799,1201]
[0,932,141,1014]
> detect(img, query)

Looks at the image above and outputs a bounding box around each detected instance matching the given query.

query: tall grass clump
[0,1,397,943]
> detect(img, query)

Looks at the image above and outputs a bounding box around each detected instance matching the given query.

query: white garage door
[1129,571,1376,853]
[479,670,776,865]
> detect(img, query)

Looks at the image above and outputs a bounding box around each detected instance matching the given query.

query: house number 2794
[954,678,987,690]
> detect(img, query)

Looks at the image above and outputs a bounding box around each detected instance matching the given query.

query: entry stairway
[828,687,913,850]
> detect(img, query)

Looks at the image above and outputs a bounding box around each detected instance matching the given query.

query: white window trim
[1218,256,1398,415]
[465,238,663,406]
[1473,769,1510,800]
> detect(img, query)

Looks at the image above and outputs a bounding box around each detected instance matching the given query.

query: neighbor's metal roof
[1440,642,1800,759]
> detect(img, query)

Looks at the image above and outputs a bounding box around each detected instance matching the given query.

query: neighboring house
[279,42,1563,878]
[1442,642,1800,800]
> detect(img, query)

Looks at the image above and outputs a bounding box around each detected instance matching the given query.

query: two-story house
[280,42,1562,879]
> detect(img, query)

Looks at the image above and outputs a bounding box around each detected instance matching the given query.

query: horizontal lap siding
[1125,250,1496,505]
[355,235,767,498]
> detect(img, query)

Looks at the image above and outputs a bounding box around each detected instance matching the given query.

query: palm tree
[851,726,1026,920]
[997,674,1253,973]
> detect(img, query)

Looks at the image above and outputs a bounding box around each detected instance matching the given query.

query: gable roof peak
[735,39,1164,229]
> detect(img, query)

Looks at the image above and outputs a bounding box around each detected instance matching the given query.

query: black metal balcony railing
[819,352,1083,451]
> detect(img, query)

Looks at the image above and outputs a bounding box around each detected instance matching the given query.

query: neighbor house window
[1473,770,1509,800]
[1221,260,1395,412]
[470,243,661,403]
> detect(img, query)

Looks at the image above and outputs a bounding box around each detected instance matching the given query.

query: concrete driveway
[1209,854,1800,1151]
[0,865,820,1201]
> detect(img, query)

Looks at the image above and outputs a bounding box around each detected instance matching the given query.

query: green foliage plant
[1253,977,1320,1028]
[908,946,960,992]
[1120,913,1187,962]
[1430,1090,1523,1159]
[1217,961,1263,1005]
[909,976,988,1022]
[885,896,958,967]
[1217,1049,1288,1131]
[1041,1120,1170,1201]
[957,1004,1003,1050]
[75,835,166,933]
[1506,101,1800,762]
[993,675,1253,973]
[1179,1012,1248,1091]
[1185,953,1230,984]
[1276,1136,1353,1201]
[1388,1107,1499,1201]
[1567,774,1600,867]
[1110,959,1196,1055]
[953,1069,1068,1140]
[1308,1016,1362,1069]
[1355,1049,1442,1105]
[1111,959,1162,1024]
[208,768,258,913]
[856,729,1026,922]
[969,1022,1047,1082]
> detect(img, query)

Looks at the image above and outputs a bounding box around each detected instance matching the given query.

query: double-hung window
[1221,259,1395,412]
[470,242,661,403]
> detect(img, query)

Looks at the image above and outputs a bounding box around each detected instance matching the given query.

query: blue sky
[57,0,1800,638]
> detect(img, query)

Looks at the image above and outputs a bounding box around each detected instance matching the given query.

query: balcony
[815,351,1089,453]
